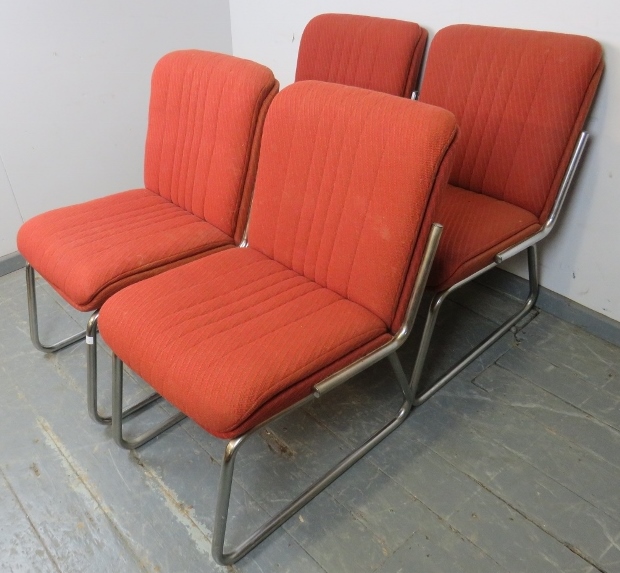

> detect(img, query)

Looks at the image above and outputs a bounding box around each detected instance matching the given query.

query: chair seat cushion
[17,189,233,311]
[98,247,390,439]
[429,185,540,291]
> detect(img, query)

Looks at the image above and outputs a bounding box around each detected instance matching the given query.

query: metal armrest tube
[313,223,443,397]
[495,132,589,264]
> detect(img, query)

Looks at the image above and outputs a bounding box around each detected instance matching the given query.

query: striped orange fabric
[248,81,458,329]
[98,248,390,438]
[17,190,232,310]
[144,50,278,242]
[428,185,540,290]
[17,51,277,311]
[295,13,427,98]
[419,25,603,291]
[99,81,458,438]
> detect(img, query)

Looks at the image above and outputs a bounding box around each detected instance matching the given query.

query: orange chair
[98,80,458,564]
[17,51,278,424]
[410,25,604,401]
[296,13,427,97]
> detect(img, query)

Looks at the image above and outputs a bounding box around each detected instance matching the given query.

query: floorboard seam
[35,417,153,573]
[491,361,620,434]
[0,467,63,573]
[366,463,510,573]
[413,434,608,573]
[474,364,620,472]
[304,398,514,571]
[471,476,608,573]
[410,389,615,572]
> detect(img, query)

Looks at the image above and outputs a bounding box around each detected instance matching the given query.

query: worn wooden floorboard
[403,386,620,571]
[1,270,619,572]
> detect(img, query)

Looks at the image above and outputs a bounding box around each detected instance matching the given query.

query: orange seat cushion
[17,189,233,311]
[428,185,540,291]
[98,247,389,439]
[295,14,427,98]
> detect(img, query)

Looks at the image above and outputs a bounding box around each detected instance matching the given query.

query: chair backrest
[419,25,603,223]
[247,81,458,332]
[295,13,427,98]
[144,50,278,243]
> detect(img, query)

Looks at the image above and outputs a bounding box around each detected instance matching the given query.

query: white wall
[230,0,620,323]
[0,0,232,256]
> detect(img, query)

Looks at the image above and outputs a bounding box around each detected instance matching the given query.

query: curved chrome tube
[495,132,588,264]
[25,263,86,352]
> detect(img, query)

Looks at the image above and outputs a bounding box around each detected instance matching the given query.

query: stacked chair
[98,79,458,564]
[16,13,605,569]
[410,25,603,401]
[18,51,278,423]
[295,13,427,97]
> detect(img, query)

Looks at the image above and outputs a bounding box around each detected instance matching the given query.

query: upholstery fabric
[420,25,603,220]
[419,25,603,291]
[17,189,233,310]
[295,13,427,98]
[17,50,278,310]
[428,185,540,291]
[98,248,390,438]
[145,50,278,241]
[248,80,458,329]
[99,81,458,439]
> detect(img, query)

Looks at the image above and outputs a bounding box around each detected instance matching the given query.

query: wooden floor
[1,267,619,573]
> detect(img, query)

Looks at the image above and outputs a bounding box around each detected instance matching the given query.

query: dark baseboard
[0,252,25,277]
[478,268,620,348]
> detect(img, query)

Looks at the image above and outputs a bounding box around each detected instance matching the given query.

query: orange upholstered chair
[17,50,278,424]
[98,80,458,564]
[408,25,604,402]
[295,13,427,97]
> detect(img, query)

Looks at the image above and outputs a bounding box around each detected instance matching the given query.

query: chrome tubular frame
[112,354,186,449]
[25,263,86,352]
[212,388,413,565]
[88,312,162,425]
[212,224,443,565]
[26,264,163,425]
[409,131,589,405]
[109,225,443,565]
[410,244,539,405]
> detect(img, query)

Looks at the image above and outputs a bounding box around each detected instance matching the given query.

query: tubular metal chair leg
[211,351,414,566]
[112,354,186,450]
[411,245,541,406]
[87,313,161,425]
[25,263,85,353]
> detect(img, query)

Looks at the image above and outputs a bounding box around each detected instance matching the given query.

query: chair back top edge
[295,13,427,98]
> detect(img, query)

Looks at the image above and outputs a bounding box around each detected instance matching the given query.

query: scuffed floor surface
[1,267,619,573]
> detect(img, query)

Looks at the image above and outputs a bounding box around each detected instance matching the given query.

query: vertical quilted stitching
[171,60,198,210]
[248,81,457,325]
[420,25,603,217]
[144,51,276,237]
[295,14,425,98]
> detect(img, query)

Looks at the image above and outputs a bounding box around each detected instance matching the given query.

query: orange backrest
[144,50,278,243]
[295,13,427,98]
[419,25,603,222]
[247,81,458,331]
